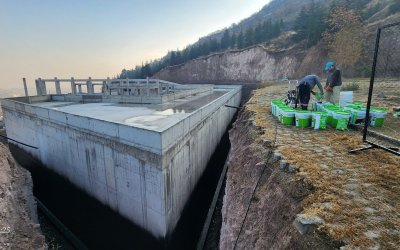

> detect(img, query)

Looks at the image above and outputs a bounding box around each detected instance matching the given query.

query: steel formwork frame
[351,21,400,156]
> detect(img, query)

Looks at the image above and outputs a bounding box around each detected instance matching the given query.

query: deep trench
[7,82,261,250]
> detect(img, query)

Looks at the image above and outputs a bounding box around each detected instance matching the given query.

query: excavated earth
[0,133,47,250]
[219,107,338,250]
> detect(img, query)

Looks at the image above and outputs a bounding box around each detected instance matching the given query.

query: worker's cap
[325,61,334,71]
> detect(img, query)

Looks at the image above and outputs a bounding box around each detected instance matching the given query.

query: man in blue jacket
[324,61,342,105]
[297,75,324,110]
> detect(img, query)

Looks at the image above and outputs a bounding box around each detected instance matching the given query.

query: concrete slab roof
[30,89,231,132]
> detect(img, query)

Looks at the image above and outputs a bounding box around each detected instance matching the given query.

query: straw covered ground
[246,82,400,249]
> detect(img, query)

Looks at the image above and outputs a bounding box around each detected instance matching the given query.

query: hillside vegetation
[119,0,400,80]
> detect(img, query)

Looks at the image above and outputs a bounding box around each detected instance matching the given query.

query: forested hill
[119,0,400,80]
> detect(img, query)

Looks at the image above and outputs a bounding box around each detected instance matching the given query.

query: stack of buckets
[271,100,327,130]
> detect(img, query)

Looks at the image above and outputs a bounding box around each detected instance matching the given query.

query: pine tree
[244,28,254,47]
[236,31,244,49]
[220,29,230,50]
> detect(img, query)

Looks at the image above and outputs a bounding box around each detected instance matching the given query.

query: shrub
[341,82,360,91]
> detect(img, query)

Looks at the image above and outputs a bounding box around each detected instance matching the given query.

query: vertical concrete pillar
[107,77,111,95]
[156,79,160,96]
[35,79,40,96]
[146,77,150,96]
[23,78,29,96]
[126,78,129,96]
[71,77,76,95]
[38,78,47,95]
[102,80,106,94]
[87,77,94,94]
[117,79,122,95]
[55,77,61,94]
[78,84,82,94]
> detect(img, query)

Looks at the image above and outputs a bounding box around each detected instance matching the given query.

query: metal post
[22,78,29,96]
[55,77,61,94]
[363,28,382,141]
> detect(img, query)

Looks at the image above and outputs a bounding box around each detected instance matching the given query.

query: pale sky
[0,0,271,90]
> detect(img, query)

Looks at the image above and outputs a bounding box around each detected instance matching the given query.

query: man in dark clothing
[297,75,324,110]
[324,61,342,105]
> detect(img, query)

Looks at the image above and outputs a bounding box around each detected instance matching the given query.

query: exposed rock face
[0,142,47,249]
[155,46,304,83]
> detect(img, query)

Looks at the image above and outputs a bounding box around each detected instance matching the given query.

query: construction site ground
[222,81,399,249]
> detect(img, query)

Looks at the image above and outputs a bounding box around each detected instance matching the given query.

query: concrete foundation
[1,84,241,238]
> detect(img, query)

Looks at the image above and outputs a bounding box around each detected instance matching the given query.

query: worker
[324,61,342,105]
[297,75,324,110]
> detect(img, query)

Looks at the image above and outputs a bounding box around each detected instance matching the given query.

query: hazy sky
[0,0,270,90]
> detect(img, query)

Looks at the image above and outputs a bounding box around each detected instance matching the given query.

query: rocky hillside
[155,43,328,83]
[153,0,400,83]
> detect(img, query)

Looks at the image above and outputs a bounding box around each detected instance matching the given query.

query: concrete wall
[162,86,241,233]
[2,100,166,237]
[1,85,241,238]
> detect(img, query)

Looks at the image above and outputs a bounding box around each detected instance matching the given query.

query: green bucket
[325,106,342,126]
[275,103,287,118]
[333,111,351,130]
[280,108,295,125]
[271,100,285,116]
[295,110,312,128]
[312,111,328,130]
[370,109,387,127]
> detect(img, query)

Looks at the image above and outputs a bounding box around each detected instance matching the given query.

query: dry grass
[246,82,400,249]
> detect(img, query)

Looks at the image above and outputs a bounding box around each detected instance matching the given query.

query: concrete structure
[1,78,241,238]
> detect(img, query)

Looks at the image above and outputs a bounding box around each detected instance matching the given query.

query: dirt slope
[0,141,46,249]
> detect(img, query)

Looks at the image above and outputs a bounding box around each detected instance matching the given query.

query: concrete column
[102,80,106,94]
[35,79,40,96]
[106,77,111,95]
[117,80,121,95]
[55,77,61,94]
[126,78,129,96]
[23,78,29,96]
[146,77,150,96]
[156,79,160,96]
[38,78,47,95]
[71,77,76,95]
[87,77,94,94]
[78,84,82,94]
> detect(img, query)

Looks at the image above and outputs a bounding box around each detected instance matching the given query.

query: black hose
[0,134,38,149]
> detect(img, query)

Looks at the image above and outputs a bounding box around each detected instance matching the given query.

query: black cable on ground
[232,109,280,250]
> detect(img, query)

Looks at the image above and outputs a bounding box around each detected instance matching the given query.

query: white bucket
[339,91,353,107]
